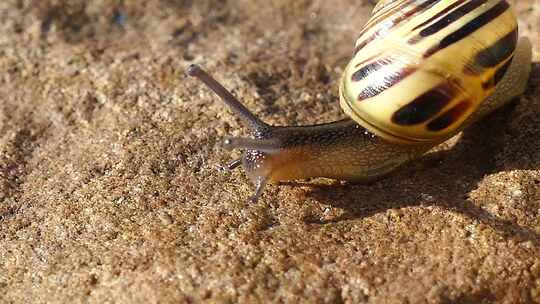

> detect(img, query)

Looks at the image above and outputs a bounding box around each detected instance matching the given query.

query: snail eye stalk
[186,64,268,132]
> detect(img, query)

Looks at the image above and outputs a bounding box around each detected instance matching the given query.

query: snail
[187,0,532,203]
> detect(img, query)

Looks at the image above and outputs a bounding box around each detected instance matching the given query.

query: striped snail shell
[187,0,531,202]
[340,0,518,143]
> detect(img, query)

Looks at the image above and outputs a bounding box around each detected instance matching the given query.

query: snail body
[187,0,532,202]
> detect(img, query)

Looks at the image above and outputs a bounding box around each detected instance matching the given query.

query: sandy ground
[1,0,540,303]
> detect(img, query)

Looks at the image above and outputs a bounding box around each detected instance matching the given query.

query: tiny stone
[420,193,435,202]
[300,92,311,101]
[511,190,523,198]
[158,211,173,225]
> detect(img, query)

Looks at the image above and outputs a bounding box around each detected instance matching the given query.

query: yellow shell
[372,0,396,14]
[340,0,518,144]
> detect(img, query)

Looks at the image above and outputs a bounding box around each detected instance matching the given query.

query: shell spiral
[340,0,518,143]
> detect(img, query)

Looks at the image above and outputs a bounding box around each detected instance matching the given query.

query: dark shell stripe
[424,0,510,58]
[358,83,389,100]
[354,0,440,54]
[391,83,457,125]
[481,55,513,89]
[354,32,375,55]
[359,0,413,38]
[493,56,513,85]
[472,27,517,69]
[464,27,517,76]
[410,0,489,44]
[411,0,465,32]
[354,53,379,68]
[352,57,394,82]
[357,67,418,100]
[426,100,471,131]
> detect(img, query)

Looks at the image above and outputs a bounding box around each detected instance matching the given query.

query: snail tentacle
[223,137,281,153]
[248,176,268,204]
[186,64,268,131]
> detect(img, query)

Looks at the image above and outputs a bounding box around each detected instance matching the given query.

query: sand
[1,0,539,303]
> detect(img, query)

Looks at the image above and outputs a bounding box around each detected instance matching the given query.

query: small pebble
[159,211,173,225]
[511,189,523,198]
[420,193,435,203]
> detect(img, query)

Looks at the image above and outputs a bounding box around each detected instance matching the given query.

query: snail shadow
[298,62,540,244]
